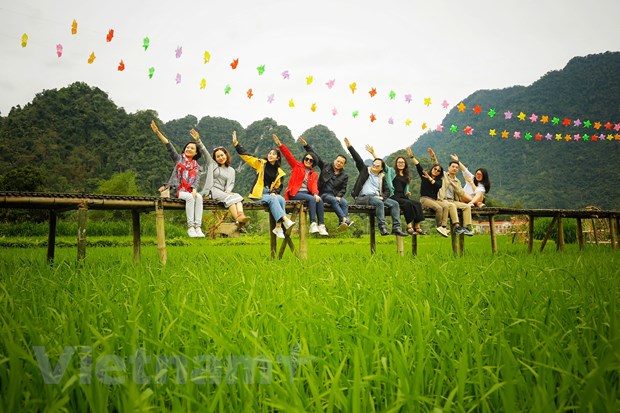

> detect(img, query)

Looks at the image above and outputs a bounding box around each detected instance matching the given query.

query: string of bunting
[18,20,619,141]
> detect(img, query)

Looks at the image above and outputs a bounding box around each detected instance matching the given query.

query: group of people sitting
[150,121,491,239]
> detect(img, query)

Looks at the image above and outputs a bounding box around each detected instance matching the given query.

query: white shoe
[309,222,319,234]
[272,227,285,239]
[283,218,296,230]
[194,227,205,238]
[188,227,197,238]
[318,224,329,236]
[436,226,449,237]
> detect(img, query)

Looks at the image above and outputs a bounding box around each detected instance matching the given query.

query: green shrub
[533,217,577,244]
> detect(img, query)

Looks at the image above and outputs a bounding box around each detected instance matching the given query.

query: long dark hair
[265,148,282,168]
[394,156,410,182]
[475,168,491,193]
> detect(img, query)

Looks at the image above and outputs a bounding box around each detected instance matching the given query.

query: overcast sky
[1,0,619,154]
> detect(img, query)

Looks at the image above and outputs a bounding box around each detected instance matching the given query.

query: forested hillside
[1,52,619,211]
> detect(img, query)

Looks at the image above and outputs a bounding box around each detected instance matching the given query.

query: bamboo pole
[609,217,617,252]
[369,213,376,255]
[77,204,88,262]
[396,235,404,256]
[411,233,418,257]
[556,216,564,251]
[576,218,584,251]
[47,210,57,266]
[540,215,558,252]
[528,216,534,254]
[131,209,141,263]
[298,204,308,260]
[155,200,167,265]
[489,215,497,254]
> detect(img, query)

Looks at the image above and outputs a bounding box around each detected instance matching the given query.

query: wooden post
[155,200,167,265]
[459,233,465,257]
[298,204,308,260]
[540,215,558,252]
[556,216,564,251]
[450,223,458,257]
[77,204,88,262]
[47,210,57,265]
[269,213,276,260]
[396,235,404,256]
[489,215,497,254]
[131,209,141,263]
[591,217,599,245]
[411,234,417,257]
[576,218,584,251]
[279,204,300,260]
[609,217,617,252]
[528,215,534,254]
[369,213,376,255]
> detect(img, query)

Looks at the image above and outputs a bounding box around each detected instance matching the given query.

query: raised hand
[189,129,201,141]
[299,136,307,146]
[151,120,168,144]
[273,134,281,146]
[427,147,435,158]
[450,154,459,162]
[344,137,351,148]
[232,131,238,146]
[406,147,414,158]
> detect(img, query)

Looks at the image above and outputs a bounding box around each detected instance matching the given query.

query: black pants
[391,195,425,224]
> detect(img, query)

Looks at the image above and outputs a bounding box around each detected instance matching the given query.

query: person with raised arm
[274,134,328,236]
[407,147,450,237]
[345,138,408,237]
[191,129,250,228]
[450,154,491,207]
[151,120,207,238]
[299,136,352,232]
[366,145,426,235]
[233,131,295,239]
[428,147,474,236]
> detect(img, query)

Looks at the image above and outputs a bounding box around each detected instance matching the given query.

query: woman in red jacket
[273,134,328,236]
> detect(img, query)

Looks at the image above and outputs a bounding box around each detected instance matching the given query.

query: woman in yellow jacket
[233,131,296,239]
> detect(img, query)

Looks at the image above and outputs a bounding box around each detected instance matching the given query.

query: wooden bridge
[1,192,618,264]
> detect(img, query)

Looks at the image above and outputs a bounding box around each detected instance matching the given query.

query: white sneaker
[272,227,285,239]
[309,222,319,234]
[194,227,205,238]
[188,227,197,237]
[436,226,449,237]
[318,224,329,236]
[283,218,296,230]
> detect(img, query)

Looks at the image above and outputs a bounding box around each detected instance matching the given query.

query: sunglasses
[372,162,382,167]
[303,157,314,163]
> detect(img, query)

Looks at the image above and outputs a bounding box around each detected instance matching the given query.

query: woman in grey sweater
[191,129,250,226]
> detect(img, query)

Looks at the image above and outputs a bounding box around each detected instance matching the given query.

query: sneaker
[379,226,389,236]
[318,224,329,236]
[345,218,354,227]
[187,227,197,238]
[462,226,474,236]
[283,218,296,230]
[194,227,205,238]
[272,227,285,239]
[337,221,349,232]
[436,227,449,237]
[455,226,474,236]
[309,222,319,234]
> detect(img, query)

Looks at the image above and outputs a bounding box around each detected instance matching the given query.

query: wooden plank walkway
[1,192,619,264]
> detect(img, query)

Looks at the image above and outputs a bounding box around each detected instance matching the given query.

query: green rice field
[0,234,619,412]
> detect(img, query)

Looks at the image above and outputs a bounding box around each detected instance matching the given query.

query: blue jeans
[290,191,324,224]
[261,189,286,222]
[321,193,349,221]
[355,195,401,228]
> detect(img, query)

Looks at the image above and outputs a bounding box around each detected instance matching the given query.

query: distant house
[471,218,528,235]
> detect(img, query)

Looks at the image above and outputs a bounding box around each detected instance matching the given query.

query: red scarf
[176,154,199,196]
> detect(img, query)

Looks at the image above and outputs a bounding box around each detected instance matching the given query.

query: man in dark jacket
[345,138,408,237]
[300,137,353,231]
